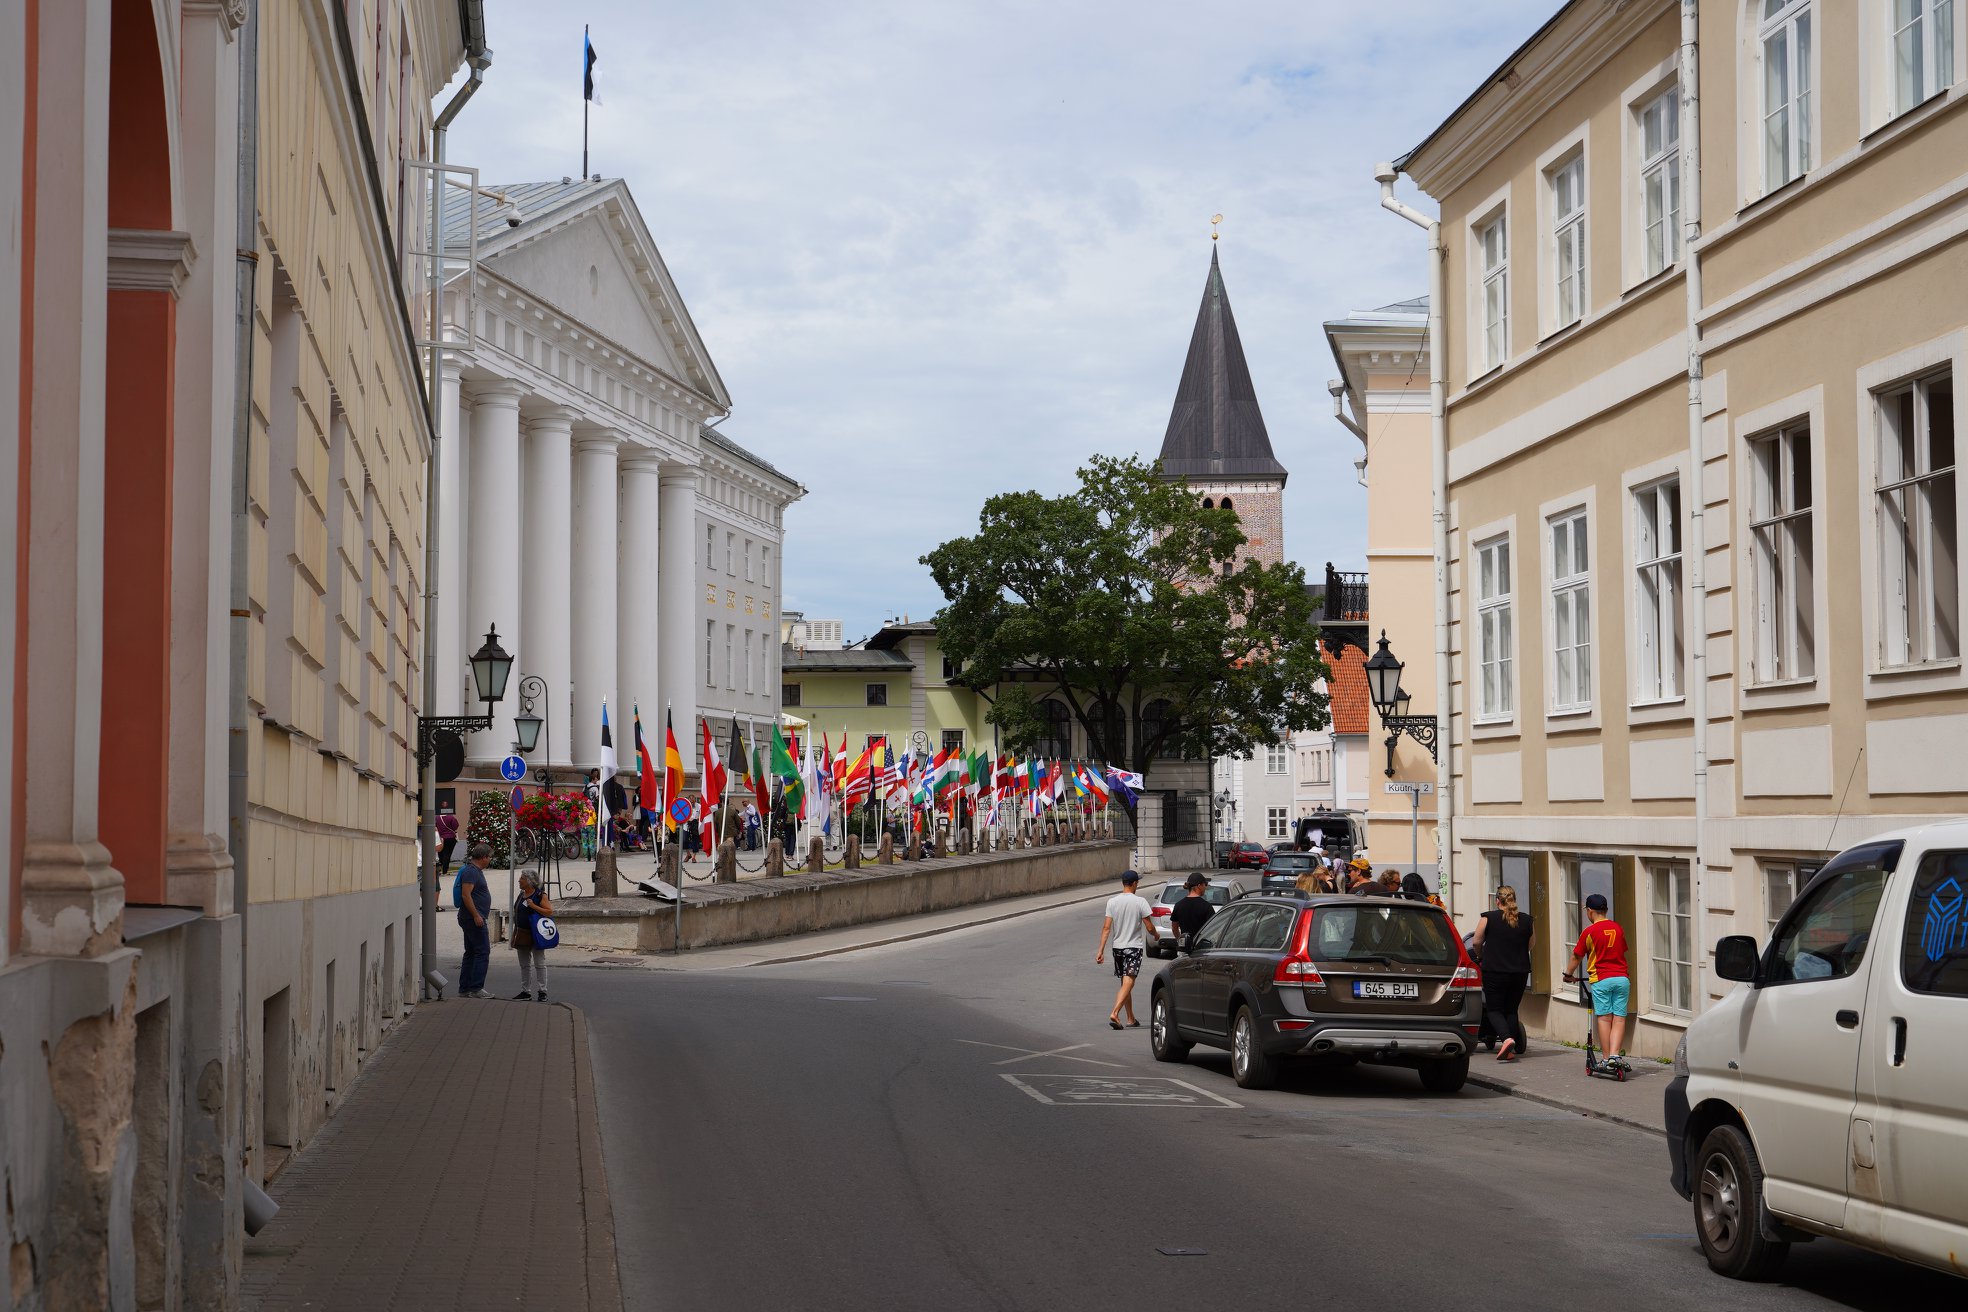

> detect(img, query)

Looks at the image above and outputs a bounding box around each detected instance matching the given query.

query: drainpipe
[1680,0,1709,1012]
[228,0,259,1049]
[1375,164,1455,919]
[419,9,491,1000]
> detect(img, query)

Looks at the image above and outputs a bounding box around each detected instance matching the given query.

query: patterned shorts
[1112,946,1144,979]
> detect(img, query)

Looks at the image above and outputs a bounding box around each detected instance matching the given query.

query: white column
[21,0,119,956]
[658,465,700,775]
[572,432,620,771]
[522,406,575,768]
[617,450,664,750]
[434,360,469,715]
[465,380,525,766]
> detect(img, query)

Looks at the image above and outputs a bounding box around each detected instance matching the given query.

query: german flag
[662,710,686,831]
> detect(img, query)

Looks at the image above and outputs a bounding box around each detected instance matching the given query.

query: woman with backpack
[1471,885,1534,1060]
[510,870,554,1002]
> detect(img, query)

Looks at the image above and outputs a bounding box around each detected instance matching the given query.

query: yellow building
[781,622,995,760]
[1379,0,1968,1057]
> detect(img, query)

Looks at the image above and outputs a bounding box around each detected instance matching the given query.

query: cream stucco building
[1369,0,1968,1057]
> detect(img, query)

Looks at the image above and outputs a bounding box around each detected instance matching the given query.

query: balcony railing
[1323,562,1368,624]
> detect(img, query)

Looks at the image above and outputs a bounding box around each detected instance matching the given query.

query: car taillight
[1151,908,1170,918]
[1449,965,1482,991]
[1274,908,1324,985]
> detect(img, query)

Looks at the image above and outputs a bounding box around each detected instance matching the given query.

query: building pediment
[455,179,730,410]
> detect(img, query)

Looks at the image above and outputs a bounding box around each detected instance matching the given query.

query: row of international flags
[594,700,1145,848]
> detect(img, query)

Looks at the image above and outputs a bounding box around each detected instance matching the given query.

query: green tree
[921,455,1329,774]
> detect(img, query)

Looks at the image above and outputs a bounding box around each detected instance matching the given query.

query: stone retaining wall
[553,841,1131,953]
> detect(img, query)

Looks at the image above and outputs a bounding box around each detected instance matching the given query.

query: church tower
[1157,247,1287,568]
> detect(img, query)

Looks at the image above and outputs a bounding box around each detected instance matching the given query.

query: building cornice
[106,229,196,295]
[1399,0,1671,201]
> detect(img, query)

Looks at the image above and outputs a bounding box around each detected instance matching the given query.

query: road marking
[957,1039,1125,1069]
[817,995,876,1002]
[1000,1073,1243,1108]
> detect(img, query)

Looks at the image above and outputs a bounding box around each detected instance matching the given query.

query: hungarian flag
[634,704,658,822]
[662,710,686,831]
[771,722,803,816]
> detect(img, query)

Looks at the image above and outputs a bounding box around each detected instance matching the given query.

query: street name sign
[1384,781,1434,795]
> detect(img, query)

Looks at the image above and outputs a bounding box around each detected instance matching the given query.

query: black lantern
[1364,630,1405,718]
[514,708,544,754]
[469,625,514,708]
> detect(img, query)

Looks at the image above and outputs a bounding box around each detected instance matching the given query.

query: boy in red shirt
[1565,893,1631,1071]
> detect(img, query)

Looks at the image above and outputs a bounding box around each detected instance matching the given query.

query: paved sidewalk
[243,998,620,1311]
[1464,1039,1671,1135]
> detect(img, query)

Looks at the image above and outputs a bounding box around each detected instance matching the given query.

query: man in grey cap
[1095,870,1161,1029]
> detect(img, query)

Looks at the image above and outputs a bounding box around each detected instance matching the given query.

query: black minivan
[1149,890,1482,1092]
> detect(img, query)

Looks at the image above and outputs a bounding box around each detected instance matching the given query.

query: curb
[731,885,1114,967]
[1465,1072,1665,1137]
[565,1003,624,1312]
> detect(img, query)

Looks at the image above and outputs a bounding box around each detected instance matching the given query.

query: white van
[1665,823,1968,1281]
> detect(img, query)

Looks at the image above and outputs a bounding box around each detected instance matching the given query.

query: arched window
[1091,698,1127,764]
[1220,497,1235,512]
[1035,700,1073,760]
[1201,497,1214,509]
[1140,699,1183,759]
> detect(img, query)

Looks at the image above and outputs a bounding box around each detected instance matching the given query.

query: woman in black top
[1471,886,1535,1061]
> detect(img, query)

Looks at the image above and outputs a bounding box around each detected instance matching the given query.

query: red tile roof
[1328,644,1371,736]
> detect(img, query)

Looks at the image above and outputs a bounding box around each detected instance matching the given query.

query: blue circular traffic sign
[500,755,527,782]
[509,786,525,809]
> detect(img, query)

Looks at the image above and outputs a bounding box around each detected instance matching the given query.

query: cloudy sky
[445,0,1557,638]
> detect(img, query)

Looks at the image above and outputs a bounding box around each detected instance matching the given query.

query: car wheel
[1694,1125,1790,1281]
[1419,1054,1469,1093]
[1149,990,1190,1064]
[1229,1006,1275,1090]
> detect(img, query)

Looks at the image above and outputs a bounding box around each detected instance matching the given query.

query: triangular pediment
[463,181,729,408]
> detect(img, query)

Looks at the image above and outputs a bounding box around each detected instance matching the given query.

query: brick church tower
[1157,246,1287,567]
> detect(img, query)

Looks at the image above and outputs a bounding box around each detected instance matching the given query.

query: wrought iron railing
[1323,562,1369,623]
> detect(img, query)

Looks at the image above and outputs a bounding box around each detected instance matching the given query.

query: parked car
[1223,841,1270,871]
[1260,852,1323,890]
[1666,825,1968,1283]
[1295,810,1365,862]
[1269,841,1300,854]
[1146,875,1258,957]
[1148,890,1482,1091]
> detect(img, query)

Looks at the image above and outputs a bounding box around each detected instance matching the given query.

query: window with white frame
[1633,479,1684,702]
[704,620,715,687]
[1561,858,1584,947]
[744,539,753,582]
[1892,0,1957,115]
[1549,154,1586,329]
[1549,509,1593,711]
[704,523,715,573]
[1306,748,1331,785]
[1639,86,1681,277]
[1649,862,1695,1012]
[725,531,735,575]
[1762,860,1822,939]
[1479,212,1509,370]
[1266,742,1288,775]
[1266,807,1289,839]
[1749,422,1815,682]
[1874,369,1958,667]
[743,628,754,693]
[724,624,735,688]
[1476,535,1514,720]
[1761,0,1814,190]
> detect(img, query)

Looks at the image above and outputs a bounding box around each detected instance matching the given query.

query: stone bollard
[716,839,738,883]
[977,829,991,854]
[906,837,923,861]
[958,827,973,856]
[593,848,620,897]
[766,838,785,877]
[660,843,679,884]
[844,834,861,869]
[877,833,894,864]
[807,836,825,873]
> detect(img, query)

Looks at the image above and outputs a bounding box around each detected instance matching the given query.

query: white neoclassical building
[435,177,802,790]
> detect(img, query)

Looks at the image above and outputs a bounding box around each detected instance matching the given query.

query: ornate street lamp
[513,674,555,791]
[1365,630,1438,778]
[416,624,514,765]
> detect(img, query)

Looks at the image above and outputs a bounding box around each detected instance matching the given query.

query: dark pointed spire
[1156,247,1286,484]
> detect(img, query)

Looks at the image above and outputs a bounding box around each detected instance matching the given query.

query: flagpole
[581,25,590,180]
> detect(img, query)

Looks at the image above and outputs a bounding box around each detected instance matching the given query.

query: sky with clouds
[444,0,1559,640]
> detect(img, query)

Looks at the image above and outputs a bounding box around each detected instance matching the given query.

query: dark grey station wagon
[1148,890,1483,1092]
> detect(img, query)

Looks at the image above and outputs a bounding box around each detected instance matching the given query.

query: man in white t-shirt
[1095,870,1161,1029]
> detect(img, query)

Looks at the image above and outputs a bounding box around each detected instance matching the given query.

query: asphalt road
[525,900,1962,1312]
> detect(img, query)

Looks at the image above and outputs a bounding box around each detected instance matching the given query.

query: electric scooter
[1562,974,1629,1082]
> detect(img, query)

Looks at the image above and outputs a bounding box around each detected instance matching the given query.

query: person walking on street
[456,843,494,998]
[436,810,460,876]
[1565,893,1631,1071]
[1094,871,1161,1029]
[1472,886,1535,1060]
[510,870,553,1002]
[1168,872,1216,949]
